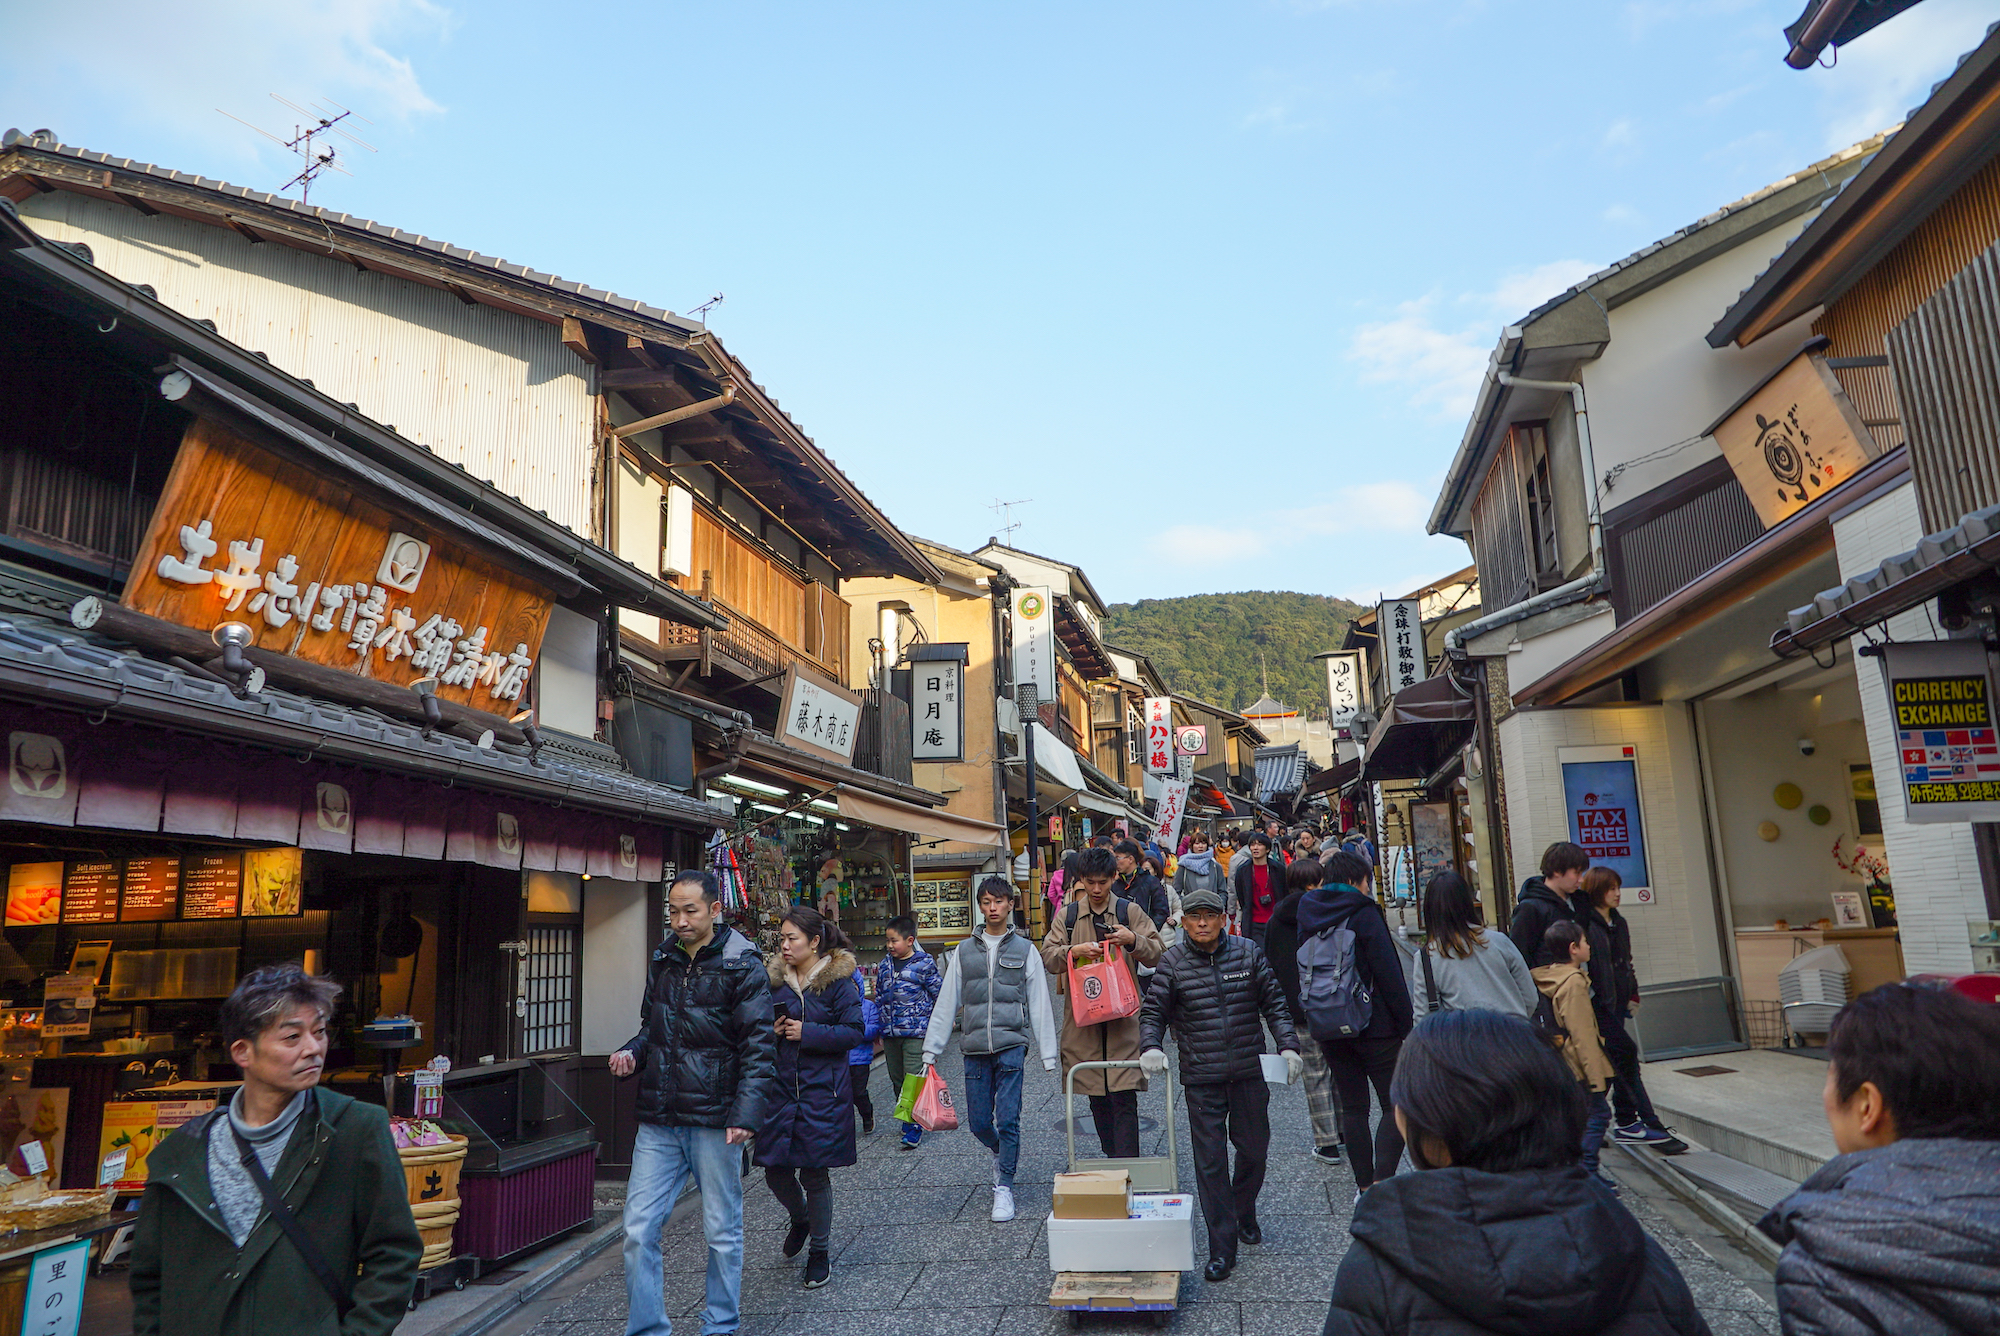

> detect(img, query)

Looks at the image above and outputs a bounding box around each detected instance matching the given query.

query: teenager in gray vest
[922,877,1059,1223]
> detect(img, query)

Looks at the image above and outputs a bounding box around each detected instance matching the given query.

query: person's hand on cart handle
[1139,1048,1168,1076]
[608,1049,636,1077]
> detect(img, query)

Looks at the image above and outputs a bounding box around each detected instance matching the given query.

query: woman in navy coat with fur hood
[756,905,866,1289]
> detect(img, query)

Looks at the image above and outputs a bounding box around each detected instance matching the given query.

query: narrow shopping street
[508,1013,1782,1336]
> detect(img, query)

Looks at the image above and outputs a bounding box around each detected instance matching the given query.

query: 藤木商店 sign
[778,666,862,764]
[1879,639,2000,823]
[124,417,553,708]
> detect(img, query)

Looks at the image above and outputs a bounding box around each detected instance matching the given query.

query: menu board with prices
[4,863,63,926]
[180,853,243,919]
[60,862,121,924]
[913,877,973,937]
[119,858,181,922]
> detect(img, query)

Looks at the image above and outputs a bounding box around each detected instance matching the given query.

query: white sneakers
[991,1185,1016,1222]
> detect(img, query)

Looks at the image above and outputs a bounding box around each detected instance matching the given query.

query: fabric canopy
[833,786,1007,847]
[1302,756,1361,799]
[1030,724,1086,792]
[1361,673,1476,782]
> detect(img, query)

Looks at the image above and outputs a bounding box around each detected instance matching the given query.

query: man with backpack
[1139,885,1300,1282]
[923,878,1059,1223]
[1041,845,1165,1158]
[1509,841,1589,967]
[1294,852,1413,1199]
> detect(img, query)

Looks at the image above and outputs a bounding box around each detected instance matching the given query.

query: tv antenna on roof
[690,292,725,324]
[989,498,1032,544]
[216,95,375,205]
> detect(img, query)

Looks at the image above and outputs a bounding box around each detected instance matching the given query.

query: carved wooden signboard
[1711,352,1880,529]
[123,417,553,708]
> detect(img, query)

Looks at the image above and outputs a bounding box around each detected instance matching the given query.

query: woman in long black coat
[756,905,865,1289]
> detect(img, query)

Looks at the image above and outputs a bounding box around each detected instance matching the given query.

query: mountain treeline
[1100,591,1367,716]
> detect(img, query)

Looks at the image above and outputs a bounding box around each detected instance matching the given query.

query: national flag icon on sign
[1904,748,1927,766]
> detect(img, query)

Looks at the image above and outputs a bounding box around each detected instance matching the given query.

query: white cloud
[1602,202,1644,226]
[7,0,449,165]
[1346,259,1600,419]
[1146,482,1436,569]
[1816,0,1998,151]
[1602,118,1636,150]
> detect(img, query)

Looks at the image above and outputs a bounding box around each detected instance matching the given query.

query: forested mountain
[1100,591,1367,715]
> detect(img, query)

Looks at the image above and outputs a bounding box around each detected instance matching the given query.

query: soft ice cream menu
[4,863,62,926]
[119,857,180,922]
[179,853,241,919]
[60,861,120,924]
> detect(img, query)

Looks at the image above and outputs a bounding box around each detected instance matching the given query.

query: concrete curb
[425,1211,628,1336]
[1610,1141,1784,1271]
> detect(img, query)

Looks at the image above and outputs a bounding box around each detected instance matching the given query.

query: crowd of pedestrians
[119,828,2000,1336]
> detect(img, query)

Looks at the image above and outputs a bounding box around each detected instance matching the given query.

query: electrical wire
[1600,433,1710,494]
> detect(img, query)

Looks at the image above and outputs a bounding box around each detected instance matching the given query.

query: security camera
[1798,738,1816,757]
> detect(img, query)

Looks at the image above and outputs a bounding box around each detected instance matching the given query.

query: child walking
[875,916,944,1148]
[1534,919,1618,1187]
[848,986,883,1134]
[922,878,1059,1222]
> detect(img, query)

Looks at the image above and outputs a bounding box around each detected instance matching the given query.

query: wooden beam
[626,334,664,370]
[562,316,598,365]
[445,282,480,306]
[113,190,159,217]
[19,176,55,195]
[600,367,682,390]
[225,218,263,244]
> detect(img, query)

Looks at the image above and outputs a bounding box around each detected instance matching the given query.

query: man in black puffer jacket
[612,870,774,1336]
[1140,887,1301,1283]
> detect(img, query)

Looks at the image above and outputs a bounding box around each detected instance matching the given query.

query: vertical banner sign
[1879,639,2000,822]
[1377,600,1424,701]
[1152,779,1191,850]
[22,1238,88,1336]
[1323,651,1365,724]
[909,647,968,763]
[1011,587,1056,717]
[1557,745,1653,904]
[1143,697,1174,774]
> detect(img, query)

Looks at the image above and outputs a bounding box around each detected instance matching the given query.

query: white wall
[1487,606,1618,690]
[538,605,598,737]
[1833,482,1984,974]
[614,452,663,643]
[20,193,596,534]
[1582,221,1821,507]
[581,878,649,1054]
[1497,703,1724,985]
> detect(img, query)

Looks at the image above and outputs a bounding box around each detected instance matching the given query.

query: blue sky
[7,1,1994,606]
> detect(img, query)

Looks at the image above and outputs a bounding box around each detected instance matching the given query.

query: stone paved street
[511,1007,1783,1336]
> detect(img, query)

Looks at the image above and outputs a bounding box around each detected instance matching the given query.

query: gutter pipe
[610,383,739,439]
[1786,0,1862,70]
[1445,372,1610,655]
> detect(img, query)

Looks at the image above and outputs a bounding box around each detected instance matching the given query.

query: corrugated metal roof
[1777,499,2000,652]
[0,611,729,825]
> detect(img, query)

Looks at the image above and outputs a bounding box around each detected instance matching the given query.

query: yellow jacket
[1532,963,1615,1092]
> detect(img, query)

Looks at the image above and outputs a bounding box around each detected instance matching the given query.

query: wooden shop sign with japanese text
[123,417,553,708]
[1710,351,1880,529]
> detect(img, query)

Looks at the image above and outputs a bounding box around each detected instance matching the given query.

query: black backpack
[1531,989,1569,1052]
[1065,897,1134,935]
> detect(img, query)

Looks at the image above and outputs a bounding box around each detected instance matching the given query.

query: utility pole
[1018,683,1040,896]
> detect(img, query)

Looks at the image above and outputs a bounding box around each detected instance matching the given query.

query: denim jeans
[963,1045,1027,1186]
[623,1123,743,1336]
[1582,1088,1613,1174]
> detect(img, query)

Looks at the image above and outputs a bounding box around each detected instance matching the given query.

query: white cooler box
[1047,1193,1196,1273]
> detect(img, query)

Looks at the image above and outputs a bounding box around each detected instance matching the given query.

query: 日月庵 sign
[124,417,553,708]
[909,646,967,763]
[1710,350,1880,529]
[1878,638,2000,823]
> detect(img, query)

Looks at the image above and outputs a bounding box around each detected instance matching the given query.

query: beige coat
[1041,894,1165,1095]
[1533,963,1615,1092]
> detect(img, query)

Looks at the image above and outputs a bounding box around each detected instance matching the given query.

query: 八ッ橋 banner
[1879,638,2000,823]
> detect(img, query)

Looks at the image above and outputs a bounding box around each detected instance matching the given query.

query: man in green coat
[131,963,420,1336]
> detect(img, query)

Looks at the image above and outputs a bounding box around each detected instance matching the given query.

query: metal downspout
[609,383,739,440]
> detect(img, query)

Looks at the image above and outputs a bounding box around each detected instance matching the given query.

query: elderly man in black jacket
[613,870,776,1336]
[1140,886,1301,1283]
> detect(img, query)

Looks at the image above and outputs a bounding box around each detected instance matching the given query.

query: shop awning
[1361,673,1476,782]
[1772,497,2000,656]
[1302,756,1361,799]
[832,787,1007,848]
[1030,724,1087,793]
[1076,789,1146,826]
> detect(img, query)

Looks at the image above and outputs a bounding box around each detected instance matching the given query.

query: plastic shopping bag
[912,1064,959,1132]
[1066,940,1143,1027]
[891,1073,925,1125]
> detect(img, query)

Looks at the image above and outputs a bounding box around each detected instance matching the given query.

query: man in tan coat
[1042,845,1164,1157]
[1533,919,1618,1187]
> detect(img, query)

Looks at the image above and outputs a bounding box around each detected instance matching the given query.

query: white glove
[1284,1051,1304,1085]
[1138,1048,1168,1076]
